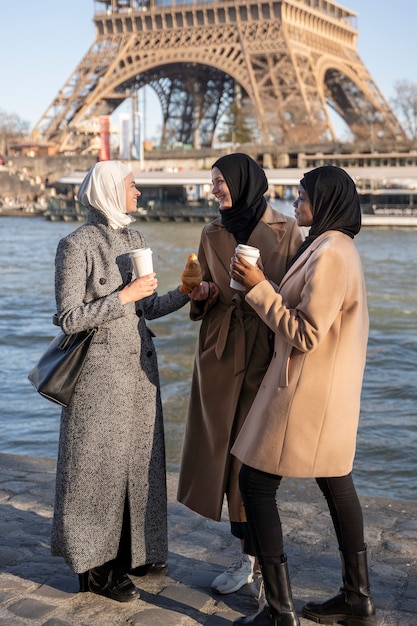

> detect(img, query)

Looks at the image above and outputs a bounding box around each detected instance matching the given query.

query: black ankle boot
[129,563,151,576]
[302,546,376,625]
[80,563,139,603]
[129,561,168,576]
[78,571,89,592]
[234,555,299,626]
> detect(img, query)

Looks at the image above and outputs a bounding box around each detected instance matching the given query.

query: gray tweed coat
[51,208,188,573]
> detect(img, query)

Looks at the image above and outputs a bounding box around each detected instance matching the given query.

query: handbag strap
[52,313,98,350]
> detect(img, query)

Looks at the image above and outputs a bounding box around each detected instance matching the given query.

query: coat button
[99,277,106,285]
[147,350,153,357]
[137,309,143,317]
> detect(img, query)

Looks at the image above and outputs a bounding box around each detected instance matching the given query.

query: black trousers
[230,521,257,556]
[116,494,132,569]
[93,495,131,575]
[239,464,365,564]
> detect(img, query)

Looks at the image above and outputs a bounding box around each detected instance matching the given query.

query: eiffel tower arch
[34,0,406,153]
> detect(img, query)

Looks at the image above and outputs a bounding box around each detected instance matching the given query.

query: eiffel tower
[34,0,406,153]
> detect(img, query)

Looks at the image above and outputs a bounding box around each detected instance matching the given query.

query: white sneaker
[211,553,255,594]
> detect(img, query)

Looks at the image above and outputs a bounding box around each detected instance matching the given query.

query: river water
[0,210,416,501]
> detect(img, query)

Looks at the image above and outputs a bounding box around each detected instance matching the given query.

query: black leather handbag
[28,326,97,407]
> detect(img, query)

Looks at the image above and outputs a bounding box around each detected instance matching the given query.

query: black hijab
[287,165,361,269]
[213,153,268,243]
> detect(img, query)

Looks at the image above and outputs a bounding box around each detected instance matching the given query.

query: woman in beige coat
[177,153,303,595]
[230,166,376,626]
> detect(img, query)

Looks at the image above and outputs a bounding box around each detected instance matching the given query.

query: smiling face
[293,183,314,227]
[211,166,233,210]
[124,172,141,213]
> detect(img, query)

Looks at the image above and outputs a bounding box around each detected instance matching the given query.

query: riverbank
[0,453,416,625]
[0,206,46,217]
[2,206,417,227]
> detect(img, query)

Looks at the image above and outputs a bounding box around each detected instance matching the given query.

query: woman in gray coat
[51,161,189,602]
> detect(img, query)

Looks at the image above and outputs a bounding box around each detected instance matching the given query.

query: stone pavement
[0,453,416,626]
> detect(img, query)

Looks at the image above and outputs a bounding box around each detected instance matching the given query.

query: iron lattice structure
[34,0,406,152]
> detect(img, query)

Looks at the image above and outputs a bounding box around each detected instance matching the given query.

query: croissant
[180,253,203,294]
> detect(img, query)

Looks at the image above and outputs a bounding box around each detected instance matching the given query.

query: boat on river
[359,188,417,226]
[44,169,219,222]
[43,168,417,226]
[44,197,218,223]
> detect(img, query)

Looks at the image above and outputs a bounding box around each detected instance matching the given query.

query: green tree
[390,80,417,142]
[217,102,255,145]
[0,109,29,156]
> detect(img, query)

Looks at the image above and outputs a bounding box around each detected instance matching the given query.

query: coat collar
[86,207,131,233]
[210,204,288,230]
[86,207,111,227]
[280,230,347,287]
[248,205,290,253]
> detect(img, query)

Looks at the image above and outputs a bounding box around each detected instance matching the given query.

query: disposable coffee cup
[230,244,260,290]
[130,248,153,278]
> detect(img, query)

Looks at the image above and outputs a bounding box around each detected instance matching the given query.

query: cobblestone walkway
[1,454,416,625]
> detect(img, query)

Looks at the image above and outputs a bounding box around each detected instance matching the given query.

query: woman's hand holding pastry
[207,281,219,304]
[119,273,157,304]
[189,280,220,303]
[231,254,265,290]
[189,281,209,300]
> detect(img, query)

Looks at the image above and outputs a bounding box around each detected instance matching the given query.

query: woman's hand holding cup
[119,273,157,304]
[231,254,265,290]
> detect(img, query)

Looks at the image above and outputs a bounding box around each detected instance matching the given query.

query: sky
[0,0,414,143]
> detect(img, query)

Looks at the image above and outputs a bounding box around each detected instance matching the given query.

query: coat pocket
[93,328,110,344]
[275,342,305,388]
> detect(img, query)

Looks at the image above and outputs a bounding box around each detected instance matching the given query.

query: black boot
[302,546,376,625]
[129,561,167,576]
[79,562,139,603]
[78,571,89,592]
[129,563,151,577]
[234,555,299,625]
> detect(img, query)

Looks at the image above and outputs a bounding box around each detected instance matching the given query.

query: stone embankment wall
[0,156,97,203]
[0,148,281,203]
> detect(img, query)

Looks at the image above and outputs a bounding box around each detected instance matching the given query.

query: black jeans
[239,464,365,565]
[230,521,257,556]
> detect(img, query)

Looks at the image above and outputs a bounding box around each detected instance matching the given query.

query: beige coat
[177,206,304,521]
[231,231,369,478]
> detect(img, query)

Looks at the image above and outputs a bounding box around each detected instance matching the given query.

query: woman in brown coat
[177,153,303,595]
[230,166,376,625]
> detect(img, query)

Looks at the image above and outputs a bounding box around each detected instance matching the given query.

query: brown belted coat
[177,205,304,521]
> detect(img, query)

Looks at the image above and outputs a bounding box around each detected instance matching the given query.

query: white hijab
[78,160,135,229]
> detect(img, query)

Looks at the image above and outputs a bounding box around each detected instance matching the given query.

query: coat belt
[215,297,258,375]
